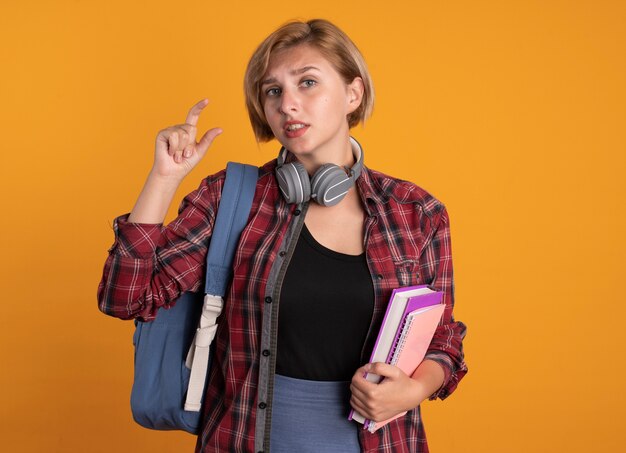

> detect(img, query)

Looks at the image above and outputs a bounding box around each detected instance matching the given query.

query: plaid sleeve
[420,207,468,400]
[97,174,222,321]
[108,214,166,257]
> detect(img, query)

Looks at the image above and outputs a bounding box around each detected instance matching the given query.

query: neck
[297,137,356,176]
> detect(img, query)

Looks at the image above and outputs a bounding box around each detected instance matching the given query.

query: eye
[265,87,281,97]
[301,79,317,88]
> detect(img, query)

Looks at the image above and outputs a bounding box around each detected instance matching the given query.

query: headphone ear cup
[276,161,311,204]
[310,164,354,207]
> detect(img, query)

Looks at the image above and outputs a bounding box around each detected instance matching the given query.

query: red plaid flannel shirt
[98,156,467,452]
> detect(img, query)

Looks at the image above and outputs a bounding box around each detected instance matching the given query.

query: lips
[283,121,309,138]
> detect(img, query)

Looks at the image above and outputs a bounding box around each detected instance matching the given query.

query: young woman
[98,18,467,453]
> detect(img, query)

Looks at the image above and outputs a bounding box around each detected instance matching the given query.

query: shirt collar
[355,165,388,217]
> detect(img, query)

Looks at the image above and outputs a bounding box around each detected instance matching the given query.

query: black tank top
[276,223,375,381]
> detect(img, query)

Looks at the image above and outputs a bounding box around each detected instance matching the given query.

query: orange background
[1,1,624,452]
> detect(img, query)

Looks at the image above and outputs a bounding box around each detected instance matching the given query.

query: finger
[352,363,381,383]
[350,396,365,416]
[195,127,223,158]
[349,382,370,402]
[177,130,190,151]
[351,368,378,392]
[178,123,198,143]
[352,374,382,397]
[185,98,209,127]
[366,362,401,380]
[350,395,377,420]
[183,144,194,158]
[351,373,369,390]
[168,131,179,156]
[353,364,370,378]
[350,365,370,387]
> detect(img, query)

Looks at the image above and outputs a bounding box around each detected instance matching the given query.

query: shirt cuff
[108,213,166,258]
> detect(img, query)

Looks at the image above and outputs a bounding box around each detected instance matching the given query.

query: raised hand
[127,99,222,224]
[152,98,222,181]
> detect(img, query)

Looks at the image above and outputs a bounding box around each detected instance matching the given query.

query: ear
[346,76,365,114]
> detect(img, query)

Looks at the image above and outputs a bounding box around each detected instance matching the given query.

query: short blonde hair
[244,19,375,142]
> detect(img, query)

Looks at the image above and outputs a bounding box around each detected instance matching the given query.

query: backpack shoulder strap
[185,162,258,412]
[204,162,258,297]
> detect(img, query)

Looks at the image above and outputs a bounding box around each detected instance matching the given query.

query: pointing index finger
[185,98,209,126]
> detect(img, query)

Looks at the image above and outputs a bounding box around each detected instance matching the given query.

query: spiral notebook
[365,303,445,432]
[348,285,444,431]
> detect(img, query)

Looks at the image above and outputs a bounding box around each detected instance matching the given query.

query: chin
[279,137,313,154]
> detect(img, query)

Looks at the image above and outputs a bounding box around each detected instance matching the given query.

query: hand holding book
[349,361,430,425]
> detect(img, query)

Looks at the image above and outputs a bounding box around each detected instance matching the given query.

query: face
[260,44,363,166]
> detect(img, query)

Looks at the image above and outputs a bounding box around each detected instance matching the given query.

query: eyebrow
[260,66,321,86]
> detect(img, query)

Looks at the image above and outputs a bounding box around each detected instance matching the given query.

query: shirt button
[279,251,286,257]
[377,274,384,280]
[259,402,267,409]
[265,296,272,304]
[262,349,270,357]
[294,209,301,216]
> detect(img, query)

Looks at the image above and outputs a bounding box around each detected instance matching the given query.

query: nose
[279,87,299,115]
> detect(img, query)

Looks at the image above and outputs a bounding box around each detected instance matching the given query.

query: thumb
[366,362,402,380]
[196,127,223,159]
